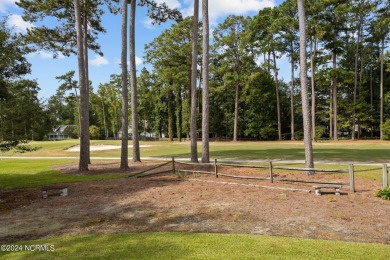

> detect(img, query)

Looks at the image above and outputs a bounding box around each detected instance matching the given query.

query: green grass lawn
[1,233,389,260]
[4,139,390,163]
[0,159,123,189]
[1,139,388,189]
[0,158,383,190]
[1,142,389,259]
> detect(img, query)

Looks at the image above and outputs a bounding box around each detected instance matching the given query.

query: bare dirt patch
[1,161,389,244]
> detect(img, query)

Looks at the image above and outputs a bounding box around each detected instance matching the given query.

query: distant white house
[118,128,164,140]
[48,125,75,141]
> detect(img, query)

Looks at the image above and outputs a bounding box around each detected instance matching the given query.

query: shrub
[64,125,79,139]
[315,125,327,140]
[259,126,278,140]
[382,119,390,140]
[89,125,102,140]
[376,186,390,200]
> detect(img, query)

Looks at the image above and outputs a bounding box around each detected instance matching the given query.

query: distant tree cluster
[2,0,389,169]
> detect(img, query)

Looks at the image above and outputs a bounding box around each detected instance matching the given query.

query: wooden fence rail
[128,157,390,192]
[174,157,356,192]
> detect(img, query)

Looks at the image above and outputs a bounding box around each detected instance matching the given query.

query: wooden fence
[129,157,390,192]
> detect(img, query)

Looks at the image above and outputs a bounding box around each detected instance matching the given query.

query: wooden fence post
[383,164,388,189]
[349,164,355,193]
[214,159,218,178]
[269,161,273,183]
[172,157,175,175]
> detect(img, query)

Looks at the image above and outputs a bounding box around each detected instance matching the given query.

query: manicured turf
[1,233,389,260]
[0,159,123,189]
[5,139,390,163]
[1,140,388,189]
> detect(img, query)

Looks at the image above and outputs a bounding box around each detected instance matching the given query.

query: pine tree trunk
[370,66,373,138]
[297,0,314,174]
[310,37,316,141]
[168,90,174,142]
[102,100,108,139]
[74,0,89,172]
[233,80,239,142]
[130,0,140,161]
[273,50,282,141]
[332,51,338,141]
[120,0,129,170]
[290,48,295,141]
[201,0,210,163]
[176,86,182,142]
[380,37,384,140]
[82,10,90,164]
[190,0,199,162]
[329,87,333,139]
[352,3,363,141]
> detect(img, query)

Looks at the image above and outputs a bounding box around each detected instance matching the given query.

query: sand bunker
[66,144,152,152]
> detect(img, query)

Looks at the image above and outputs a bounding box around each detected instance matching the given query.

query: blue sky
[1,0,286,100]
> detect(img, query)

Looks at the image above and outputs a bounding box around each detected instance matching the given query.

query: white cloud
[28,50,65,59]
[0,0,18,13]
[143,18,154,29]
[7,14,34,33]
[90,55,109,66]
[116,56,142,68]
[39,51,55,59]
[128,57,143,67]
[135,56,143,66]
[39,51,65,59]
[182,0,275,24]
[155,0,181,9]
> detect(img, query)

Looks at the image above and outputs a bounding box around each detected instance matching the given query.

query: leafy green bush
[259,126,278,140]
[382,119,390,140]
[89,125,102,140]
[376,186,390,200]
[315,125,327,140]
[64,125,79,139]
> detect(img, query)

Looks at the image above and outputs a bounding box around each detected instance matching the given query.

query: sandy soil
[66,145,153,152]
[1,161,389,244]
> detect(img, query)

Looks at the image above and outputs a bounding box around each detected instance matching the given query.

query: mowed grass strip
[6,139,390,163]
[0,159,123,189]
[0,159,383,190]
[1,233,389,260]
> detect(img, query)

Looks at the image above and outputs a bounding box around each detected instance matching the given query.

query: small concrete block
[60,188,68,196]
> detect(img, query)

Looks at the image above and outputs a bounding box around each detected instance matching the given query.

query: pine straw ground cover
[1,160,389,248]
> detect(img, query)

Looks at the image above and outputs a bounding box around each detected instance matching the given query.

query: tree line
[1,0,389,171]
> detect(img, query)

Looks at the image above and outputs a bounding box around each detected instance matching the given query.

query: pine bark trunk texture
[332,51,338,141]
[168,90,174,142]
[74,0,89,172]
[273,51,282,141]
[233,80,239,142]
[130,0,140,161]
[297,0,314,174]
[190,0,199,163]
[82,10,90,164]
[120,0,129,170]
[290,49,295,141]
[176,87,182,142]
[310,37,316,141]
[352,2,363,141]
[380,37,384,140]
[201,0,210,163]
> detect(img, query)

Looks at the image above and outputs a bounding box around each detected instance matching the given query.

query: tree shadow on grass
[0,233,195,259]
